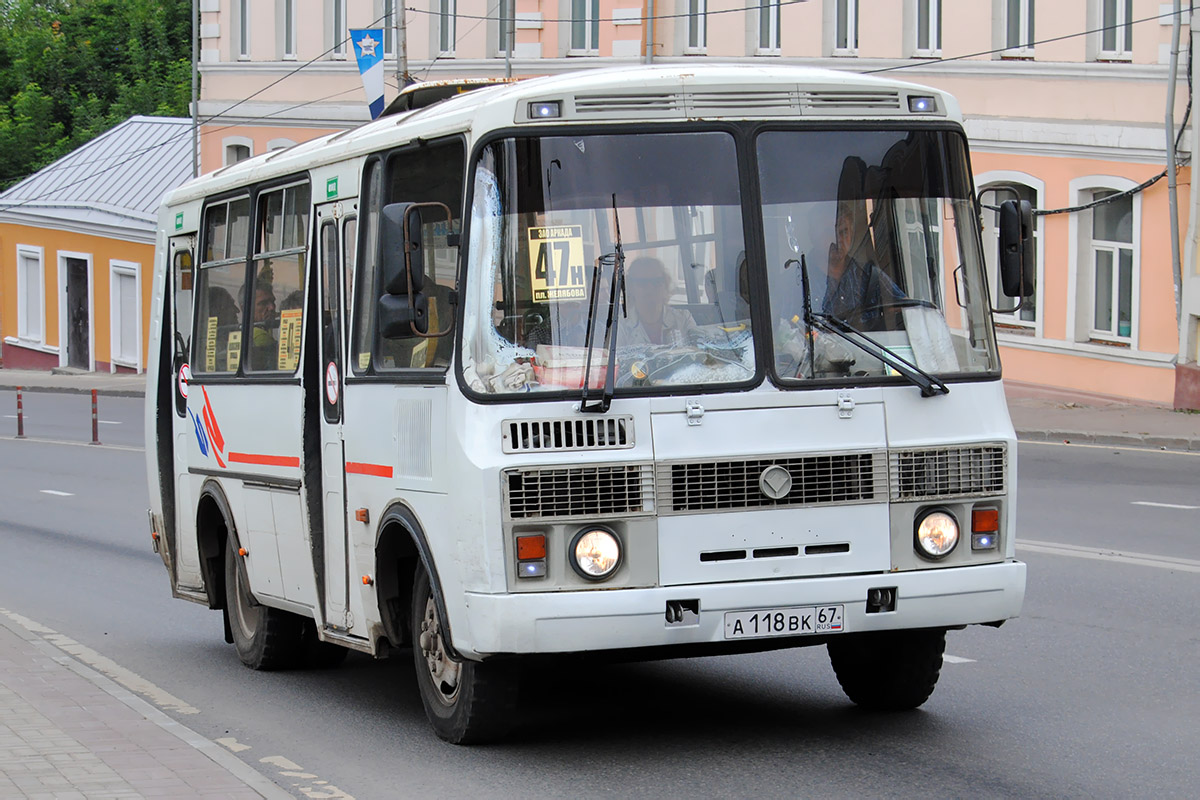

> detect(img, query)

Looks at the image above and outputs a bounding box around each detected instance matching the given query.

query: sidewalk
[0,614,290,800]
[0,369,144,398]
[1,366,1197,451]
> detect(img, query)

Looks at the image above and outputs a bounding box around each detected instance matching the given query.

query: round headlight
[915,510,959,559]
[570,528,621,580]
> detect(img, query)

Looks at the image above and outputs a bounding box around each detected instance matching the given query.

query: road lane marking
[1131,501,1200,510]
[39,489,74,497]
[98,420,122,425]
[943,655,976,664]
[2,436,143,452]
[1017,539,1200,574]
[1019,441,1200,457]
[216,737,252,753]
[0,608,200,714]
[259,756,354,799]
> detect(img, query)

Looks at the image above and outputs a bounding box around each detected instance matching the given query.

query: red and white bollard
[90,389,100,445]
[15,386,25,439]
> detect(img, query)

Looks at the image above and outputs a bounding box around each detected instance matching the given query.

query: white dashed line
[40,489,74,497]
[943,655,976,664]
[1131,501,1200,510]
[1017,539,1200,574]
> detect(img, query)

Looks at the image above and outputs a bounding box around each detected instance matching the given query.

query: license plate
[723,605,845,640]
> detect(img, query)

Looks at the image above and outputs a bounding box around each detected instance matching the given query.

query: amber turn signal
[972,509,999,533]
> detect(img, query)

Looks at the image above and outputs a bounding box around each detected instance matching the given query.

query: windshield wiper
[580,194,627,413]
[794,253,949,398]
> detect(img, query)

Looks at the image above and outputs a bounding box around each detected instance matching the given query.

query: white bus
[146,65,1029,743]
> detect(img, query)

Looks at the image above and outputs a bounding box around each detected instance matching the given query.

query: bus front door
[167,235,203,590]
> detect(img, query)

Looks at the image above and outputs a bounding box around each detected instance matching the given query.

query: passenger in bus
[250,281,277,366]
[823,201,904,331]
[623,257,697,347]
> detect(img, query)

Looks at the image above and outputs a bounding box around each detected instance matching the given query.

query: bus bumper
[458,560,1026,658]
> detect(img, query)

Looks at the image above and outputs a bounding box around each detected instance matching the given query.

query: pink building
[197,0,1198,406]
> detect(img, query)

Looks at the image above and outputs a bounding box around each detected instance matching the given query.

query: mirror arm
[401,201,456,339]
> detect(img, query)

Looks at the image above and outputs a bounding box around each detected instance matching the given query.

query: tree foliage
[0,0,191,189]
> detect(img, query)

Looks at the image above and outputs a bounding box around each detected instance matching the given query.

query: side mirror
[998,199,1034,298]
[378,291,429,338]
[380,203,426,295]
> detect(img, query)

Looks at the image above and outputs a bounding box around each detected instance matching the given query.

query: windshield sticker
[528,225,586,303]
[204,317,218,372]
[226,331,241,372]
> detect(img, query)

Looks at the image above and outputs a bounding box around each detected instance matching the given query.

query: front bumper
[458,560,1026,657]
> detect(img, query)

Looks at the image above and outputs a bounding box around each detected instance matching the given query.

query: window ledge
[830,49,858,58]
[4,336,58,354]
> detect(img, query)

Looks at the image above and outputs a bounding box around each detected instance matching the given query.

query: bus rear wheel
[827,628,946,711]
[224,544,305,670]
[411,563,517,744]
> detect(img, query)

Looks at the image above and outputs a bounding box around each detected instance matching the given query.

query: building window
[110,262,141,369]
[439,0,456,56]
[758,0,782,54]
[236,0,250,58]
[17,247,44,342]
[1098,0,1132,59]
[833,0,858,55]
[282,0,297,59]
[497,0,513,55]
[914,0,942,56]
[687,0,708,53]
[332,0,347,57]
[570,0,599,54]
[1003,0,1034,55]
[225,142,251,165]
[981,181,1039,328]
[384,0,396,56]
[1089,190,1135,340]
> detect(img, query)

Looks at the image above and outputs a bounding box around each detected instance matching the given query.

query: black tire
[224,544,306,670]
[827,628,946,711]
[411,562,517,744]
[298,619,350,669]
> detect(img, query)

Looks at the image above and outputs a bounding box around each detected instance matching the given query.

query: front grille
[504,463,654,520]
[657,451,886,515]
[890,444,1007,501]
[502,416,633,454]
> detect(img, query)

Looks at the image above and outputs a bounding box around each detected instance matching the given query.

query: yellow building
[0,116,193,373]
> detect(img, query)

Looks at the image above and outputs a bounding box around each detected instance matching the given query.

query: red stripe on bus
[200,386,225,452]
[346,462,394,478]
[227,452,301,468]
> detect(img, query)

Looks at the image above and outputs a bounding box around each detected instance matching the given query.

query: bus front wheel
[411,563,517,744]
[224,544,304,670]
[827,628,945,711]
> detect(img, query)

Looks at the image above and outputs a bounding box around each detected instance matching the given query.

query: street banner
[350,29,386,119]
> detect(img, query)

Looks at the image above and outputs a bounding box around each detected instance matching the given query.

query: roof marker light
[529,101,562,120]
[908,96,937,113]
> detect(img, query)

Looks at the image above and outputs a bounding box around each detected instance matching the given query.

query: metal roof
[0,115,193,238]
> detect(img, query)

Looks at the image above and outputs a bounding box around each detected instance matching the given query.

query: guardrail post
[90,389,100,445]
[15,386,25,439]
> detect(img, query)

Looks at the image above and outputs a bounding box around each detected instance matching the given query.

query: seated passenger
[823,201,904,331]
[623,257,697,346]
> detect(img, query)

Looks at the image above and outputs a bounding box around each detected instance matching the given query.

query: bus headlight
[570,528,621,580]
[915,510,959,559]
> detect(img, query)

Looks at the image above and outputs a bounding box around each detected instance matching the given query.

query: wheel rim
[418,594,461,705]
[230,556,258,640]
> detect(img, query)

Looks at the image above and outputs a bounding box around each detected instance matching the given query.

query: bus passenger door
[167,235,202,588]
[315,205,352,631]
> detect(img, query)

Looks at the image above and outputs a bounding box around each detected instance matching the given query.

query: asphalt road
[0,389,144,448]
[0,420,1197,798]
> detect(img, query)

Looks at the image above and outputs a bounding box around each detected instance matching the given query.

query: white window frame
[911,0,942,57]
[330,0,348,59]
[438,0,457,57]
[15,244,45,344]
[495,0,514,57]
[1088,190,1136,342]
[568,0,600,56]
[222,136,254,166]
[1066,175,1141,350]
[56,250,95,371]
[1097,0,1133,60]
[757,0,782,55]
[977,172,1045,337]
[1001,0,1035,57]
[686,0,708,54]
[280,0,298,59]
[109,260,142,372]
[832,0,859,56]
[235,0,251,59]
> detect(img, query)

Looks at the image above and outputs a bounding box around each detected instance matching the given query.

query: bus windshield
[461,131,756,396]
[758,129,998,383]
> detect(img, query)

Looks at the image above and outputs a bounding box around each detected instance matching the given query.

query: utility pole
[397,2,409,85]
[504,1,514,78]
[191,0,198,177]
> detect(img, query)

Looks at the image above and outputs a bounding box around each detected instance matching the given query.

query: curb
[1016,429,1200,453]
[0,383,144,398]
[0,612,294,800]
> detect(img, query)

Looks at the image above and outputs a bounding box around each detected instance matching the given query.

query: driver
[823,201,904,331]
[623,257,697,346]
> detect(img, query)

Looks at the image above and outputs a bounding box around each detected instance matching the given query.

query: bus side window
[194,197,250,375]
[352,161,382,374]
[375,139,464,371]
[246,182,311,373]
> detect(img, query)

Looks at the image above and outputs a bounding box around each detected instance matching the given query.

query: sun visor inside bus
[756,130,973,205]
[497,132,742,213]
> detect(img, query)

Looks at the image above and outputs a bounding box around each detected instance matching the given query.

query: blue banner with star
[350,29,386,119]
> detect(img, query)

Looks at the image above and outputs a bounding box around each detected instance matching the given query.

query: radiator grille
[504,463,654,520]
[890,444,1007,501]
[502,416,634,454]
[657,451,886,515]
